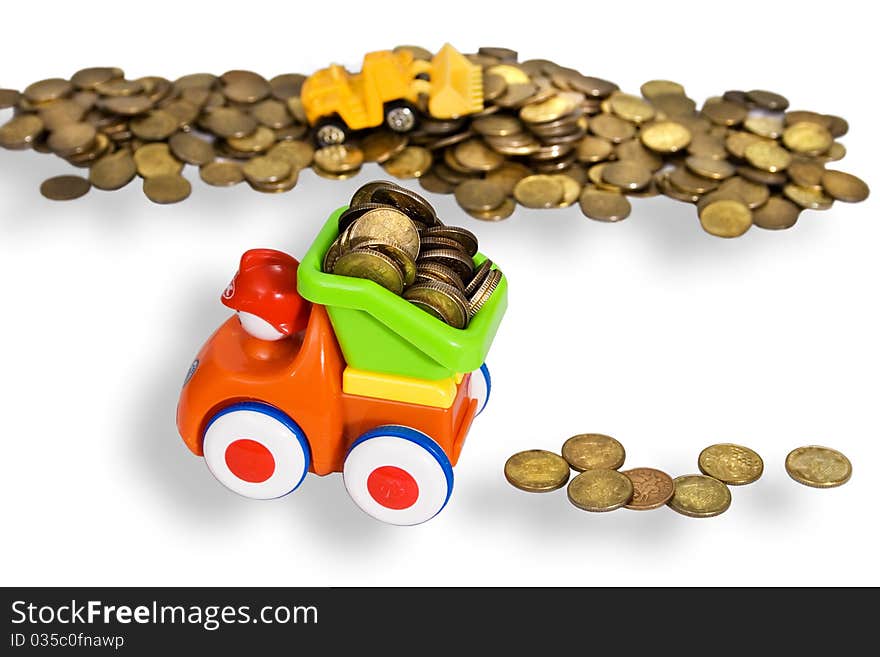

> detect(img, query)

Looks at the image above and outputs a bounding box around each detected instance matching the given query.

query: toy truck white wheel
[469,363,492,417]
[202,402,311,500]
[343,426,453,525]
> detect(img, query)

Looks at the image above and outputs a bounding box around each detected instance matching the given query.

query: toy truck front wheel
[202,402,311,500]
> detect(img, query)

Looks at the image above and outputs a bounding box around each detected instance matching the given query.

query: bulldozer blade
[428,43,484,119]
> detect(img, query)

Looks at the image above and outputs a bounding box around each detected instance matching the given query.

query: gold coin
[416,262,464,290]
[783,184,833,210]
[821,170,870,203]
[349,206,420,260]
[785,446,852,488]
[601,160,652,191]
[268,140,314,170]
[242,156,292,184]
[561,433,626,472]
[486,64,531,85]
[47,122,96,156]
[38,99,86,130]
[0,114,45,150]
[640,121,691,153]
[403,281,469,328]
[226,125,275,154]
[454,179,506,212]
[724,130,769,159]
[130,110,179,141]
[685,155,735,180]
[133,143,183,178]
[39,175,90,201]
[579,186,631,222]
[608,93,655,123]
[513,174,565,208]
[699,199,752,238]
[466,197,516,221]
[576,135,613,163]
[746,89,789,111]
[715,176,770,209]
[201,107,258,139]
[615,139,662,171]
[453,139,505,172]
[463,259,492,297]
[640,79,686,99]
[687,132,728,159]
[737,165,787,187]
[482,72,507,101]
[24,78,72,104]
[782,122,833,155]
[668,475,731,518]
[381,146,432,179]
[622,468,675,510]
[567,469,634,512]
[361,131,408,163]
[0,88,20,109]
[493,82,538,108]
[221,69,270,104]
[702,99,747,126]
[142,174,191,204]
[314,145,364,173]
[744,141,792,173]
[89,150,137,190]
[467,268,502,319]
[551,174,582,207]
[168,132,215,166]
[248,167,298,193]
[752,196,800,230]
[520,95,576,124]
[98,94,154,116]
[333,248,405,295]
[200,161,243,187]
[472,115,522,137]
[249,98,292,130]
[504,450,570,493]
[744,114,784,139]
[589,113,635,143]
[418,248,474,280]
[485,162,532,194]
[419,172,455,194]
[698,443,764,485]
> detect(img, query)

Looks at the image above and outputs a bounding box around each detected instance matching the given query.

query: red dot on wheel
[367,466,419,510]
[225,439,275,483]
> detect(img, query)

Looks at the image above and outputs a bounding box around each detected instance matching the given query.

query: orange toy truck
[177,205,507,525]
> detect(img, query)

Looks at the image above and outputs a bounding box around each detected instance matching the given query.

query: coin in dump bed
[361,131,408,163]
[698,444,764,485]
[142,174,191,204]
[322,238,343,273]
[333,248,405,295]
[415,262,464,290]
[513,174,564,208]
[640,121,691,153]
[467,268,501,319]
[464,259,492,297]
[821,170,869,203]
[561,433,626,472]
[89,150,137,190]
[169,132,215,166]
[40,175,91,201]
[567,469,633,512]
[785,446,852,488]
[699,199,752,238]
[354,238,416,286]
[337,203,388,233]
[454,179,506,212]
[200,161,243,187]
[360,182,440,228]
[382,146,432,178]
[349,207,420,261]
[421,226,479,257]
[622,468,675,510]
[0,114,45,149]
[418,248,474,281]
[668,475,731,518]
[752,196,800,230]
[403,281,469,328]
[504,450,570,493]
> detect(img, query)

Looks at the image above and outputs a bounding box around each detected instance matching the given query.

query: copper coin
[622,468,675,510]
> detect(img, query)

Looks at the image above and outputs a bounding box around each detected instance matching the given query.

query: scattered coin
[40,175,91,201]
[785,446,852,488]
[699,199,753,238]
[821,170,869,203]
[752,196,800,230]
[200,161,244,187]
[143,174,192,204]
[622,468,675,510]
[698,444,764,485]
[668,475,732,518]
[561,433,626,472]
[567,469,634,512]
[89,150,137,190]
[579,186,632,223]
[505,450,570,492]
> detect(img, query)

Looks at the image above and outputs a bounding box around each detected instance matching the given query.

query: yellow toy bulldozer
[301,44,484,146]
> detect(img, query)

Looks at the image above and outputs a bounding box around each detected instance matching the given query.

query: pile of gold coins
[504,436,852,517]
[0,46,869,236]
[323,181,501,328]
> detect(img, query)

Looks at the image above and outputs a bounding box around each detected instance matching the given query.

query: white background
[1,0,877,586]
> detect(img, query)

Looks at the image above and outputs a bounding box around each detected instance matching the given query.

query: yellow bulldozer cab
[301,44,484,131]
